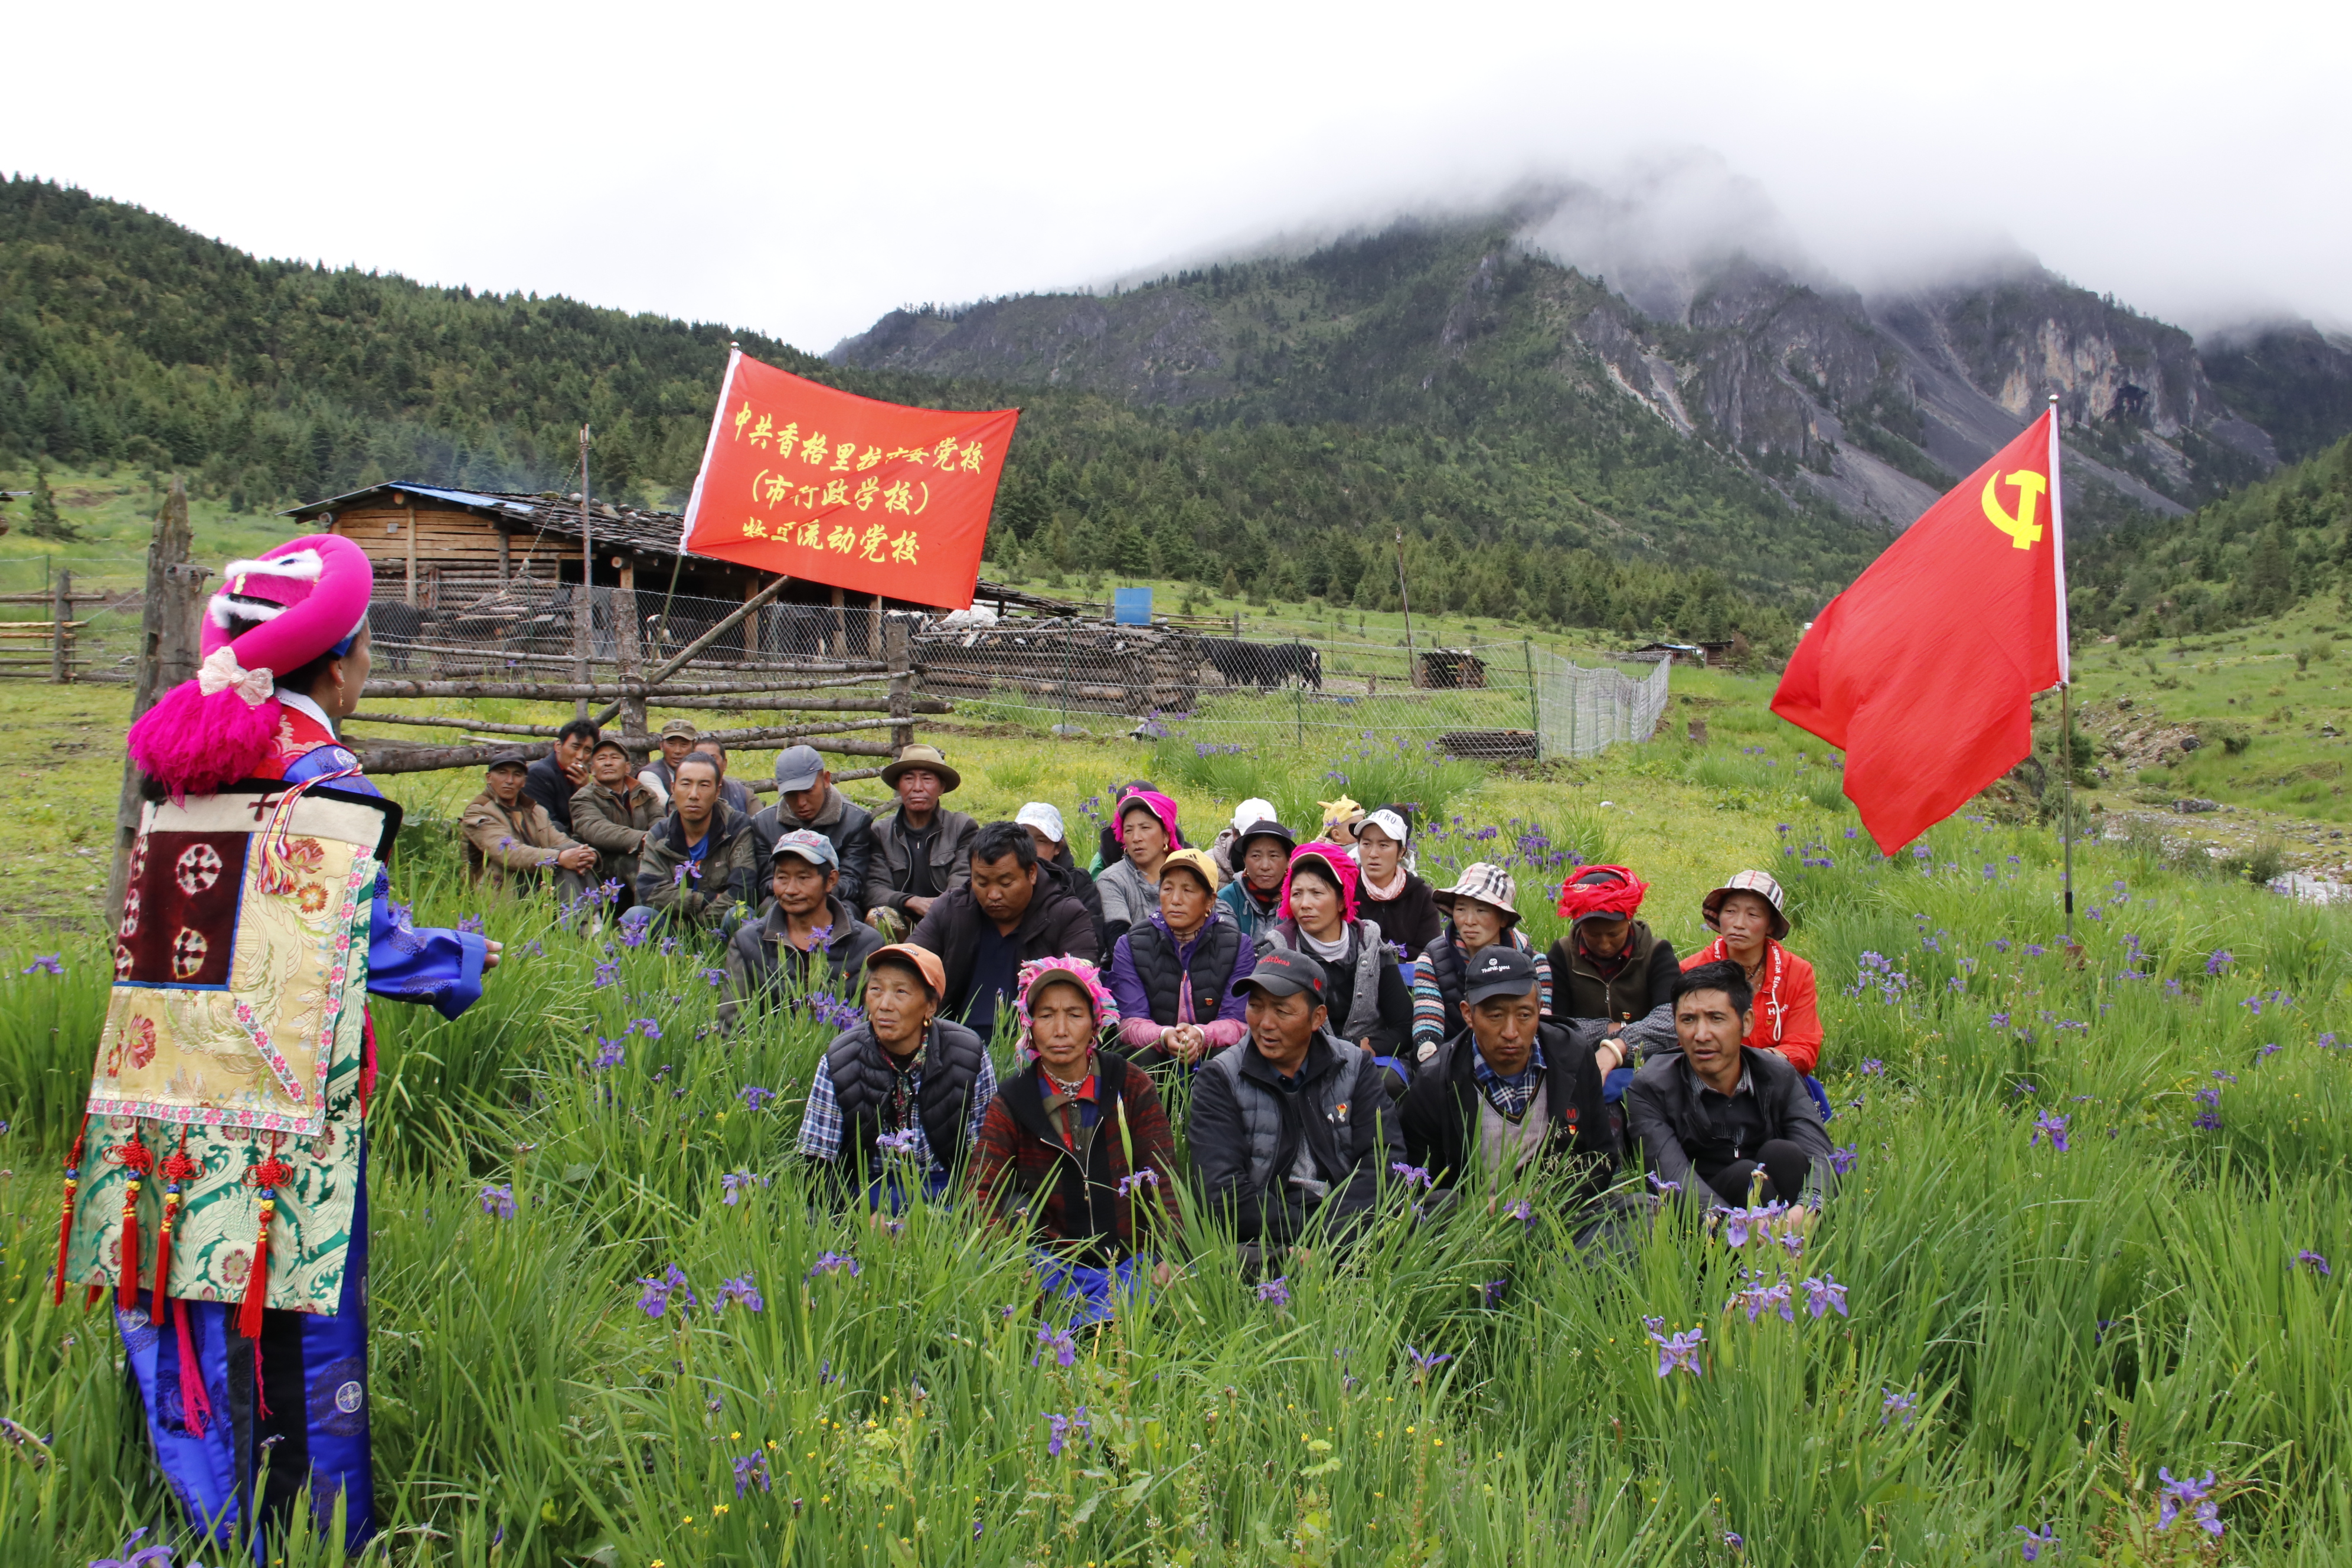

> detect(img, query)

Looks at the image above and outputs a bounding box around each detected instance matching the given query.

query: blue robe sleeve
[284,745,488,1020]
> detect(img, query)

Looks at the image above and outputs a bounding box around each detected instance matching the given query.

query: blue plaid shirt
[795,1038,998,1170]
[1471,1039,1547,1122]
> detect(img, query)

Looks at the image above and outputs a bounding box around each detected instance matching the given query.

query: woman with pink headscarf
[1259,843,1415,1067]
[1092,786,1183,945]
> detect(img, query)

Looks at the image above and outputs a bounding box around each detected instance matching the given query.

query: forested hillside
[2071,432,2352,639]
[8,173,2351,651]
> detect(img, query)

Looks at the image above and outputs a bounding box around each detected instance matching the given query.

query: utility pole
[1394,525,1420,688]
[576,424,593,721]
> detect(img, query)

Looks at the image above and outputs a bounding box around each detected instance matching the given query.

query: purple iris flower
[1830,1145,1858,1175]
[720,1170,769,1205]
[1647,1321,1705,1378]
[637,1263,697,1318]
[733,1450,772,1495]
[740,1084,778,1111]
[1881,1389,1918,1427]
[2016,1523,2057,1561]
[1801,1275,1848,1318]
[1404,1344,1452,1371]
[2295,1250,2332,1277]
[1034,1322,1078,1368]
[1390,1161,1433,1190]
[479,1183,516,1219]
[2157,1468,2222,1537]
[806,1251,860,1280]
[593,962,618,989]
[21,955,62,976]
[1257,1276,1292,1307]
[875,1127,922,1158]
[2030,1113,2070,1152]
[716,1274,765,1313]
[1116,1168,1159,1197]
[1504,1197,1537,1230]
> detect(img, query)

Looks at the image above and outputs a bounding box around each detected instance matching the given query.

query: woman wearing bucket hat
[1217,815,1297,944]
[968,958,1181,1327]
[1681,870,1824,1076]
[97,534,496,1555]
[1411,863,1554,1059]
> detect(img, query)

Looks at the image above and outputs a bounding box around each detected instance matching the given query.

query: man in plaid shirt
[1398,946,1616,1205]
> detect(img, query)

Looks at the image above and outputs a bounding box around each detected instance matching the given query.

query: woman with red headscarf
[1259,843,1415,1066]
[1094,786,1182,946]
[70,535,496,1556]
[1547,865,1681,1076]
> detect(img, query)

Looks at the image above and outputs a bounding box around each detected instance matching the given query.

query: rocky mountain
[832,188,2352,536]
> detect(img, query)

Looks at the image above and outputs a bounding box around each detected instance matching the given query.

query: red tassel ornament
[151,1129,198,1321]
[50,1115,89,1306]
[110,1126,155,1311]
[236,1136,294,1344]
[174,1298,211,1439]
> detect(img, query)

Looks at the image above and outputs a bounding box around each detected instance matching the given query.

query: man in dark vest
[796,942,997,1209]
[1547,864,1682,1072]
[1189,950,1403,1272]
[1399,947,1615,1209]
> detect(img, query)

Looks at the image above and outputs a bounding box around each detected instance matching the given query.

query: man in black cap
[1189,950,1403,1270]
[1399,946,1615,1206]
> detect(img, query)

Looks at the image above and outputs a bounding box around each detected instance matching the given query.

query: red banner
[680,350,1019,610]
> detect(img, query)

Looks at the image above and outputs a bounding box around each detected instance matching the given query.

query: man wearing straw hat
[866,743,976,940]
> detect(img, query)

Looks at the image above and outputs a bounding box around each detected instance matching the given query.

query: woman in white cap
[1411,862,1551,1059]
[1019,801,1108,953]
[1354,805,1440,958]
[1680,870,1822,1076]
[1208,796,1278,873]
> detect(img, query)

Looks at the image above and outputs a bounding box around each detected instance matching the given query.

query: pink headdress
[1114,788,1185,850]
[128,534,375,797]
[1011,956,1121,1061]
[1279,842,1360,923]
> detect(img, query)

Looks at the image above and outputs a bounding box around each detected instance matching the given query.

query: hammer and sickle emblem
[1982,469,2048,549]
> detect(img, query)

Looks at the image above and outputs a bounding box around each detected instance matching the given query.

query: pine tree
[24,465,79,541]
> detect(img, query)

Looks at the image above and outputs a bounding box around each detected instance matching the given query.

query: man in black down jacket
[1190,950,1403,1270]
[1399,947,1614,1208]
[1626,961,1836,1211]
[904,821,1097,1042]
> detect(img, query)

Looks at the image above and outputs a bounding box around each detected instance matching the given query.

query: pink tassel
[175,1299,211,1438]
[127,681,282,799]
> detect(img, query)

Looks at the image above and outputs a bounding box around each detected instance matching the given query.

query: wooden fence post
[110,480,205,918]
[613,559,647,745]
[886,613,914,754]
[51,569,71,684]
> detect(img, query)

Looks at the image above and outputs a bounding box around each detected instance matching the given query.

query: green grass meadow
[0,657,2346,1566]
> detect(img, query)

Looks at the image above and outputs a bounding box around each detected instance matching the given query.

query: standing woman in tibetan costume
[59,535,495,1555]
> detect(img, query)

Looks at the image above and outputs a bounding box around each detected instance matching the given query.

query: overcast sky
[8,0,2346,352]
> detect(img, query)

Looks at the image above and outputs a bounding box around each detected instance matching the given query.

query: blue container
[1112,586,1154,625]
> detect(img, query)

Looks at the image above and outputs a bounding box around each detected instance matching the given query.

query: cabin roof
[282,482,697,560]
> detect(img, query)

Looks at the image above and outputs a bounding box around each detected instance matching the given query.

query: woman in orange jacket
[1679,870,1824,1076]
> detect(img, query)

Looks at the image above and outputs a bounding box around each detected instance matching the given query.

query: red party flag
[680,350,1020,610]
[1772,407,2069,853]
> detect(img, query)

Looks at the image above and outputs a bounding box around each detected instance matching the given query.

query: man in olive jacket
[904,821,1097,1041]
[570,737,661,898]
[635,755,758,934]
[462,756,598,895]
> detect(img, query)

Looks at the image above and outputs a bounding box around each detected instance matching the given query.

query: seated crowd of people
[466,726,1837,1318]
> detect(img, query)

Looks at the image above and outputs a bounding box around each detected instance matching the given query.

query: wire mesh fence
[919,615,1671,760]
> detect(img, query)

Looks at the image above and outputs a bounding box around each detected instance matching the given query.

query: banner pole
[2048,393,2077,957]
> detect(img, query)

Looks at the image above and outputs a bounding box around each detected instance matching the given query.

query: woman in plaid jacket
[968,958,1182,1324]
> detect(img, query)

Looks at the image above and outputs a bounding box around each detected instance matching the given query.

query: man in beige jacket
[462,756,599,897]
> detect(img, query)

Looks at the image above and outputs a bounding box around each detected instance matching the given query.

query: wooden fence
[0,574,110,681]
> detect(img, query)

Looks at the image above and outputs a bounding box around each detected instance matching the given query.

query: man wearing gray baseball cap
[720,828,885,1035]
[750,743,877,914]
